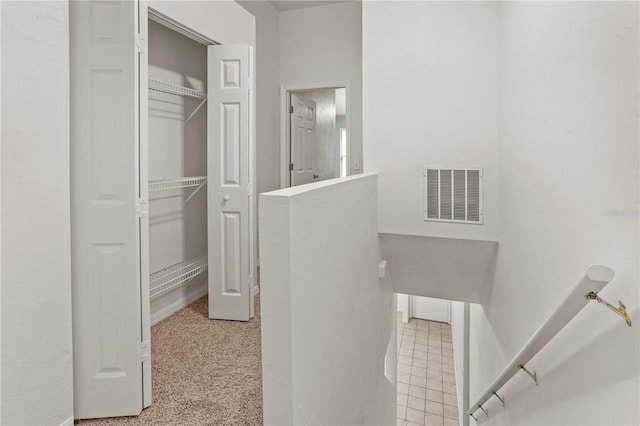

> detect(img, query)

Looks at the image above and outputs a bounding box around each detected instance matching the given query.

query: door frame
[280,81,351,188]
[71,1,256,418]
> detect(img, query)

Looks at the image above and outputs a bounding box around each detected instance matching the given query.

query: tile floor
[397,315,459,426]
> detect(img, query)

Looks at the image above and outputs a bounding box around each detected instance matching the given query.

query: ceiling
[269,1,351,12]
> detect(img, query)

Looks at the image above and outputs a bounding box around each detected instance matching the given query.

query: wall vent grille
[423,167,483,224]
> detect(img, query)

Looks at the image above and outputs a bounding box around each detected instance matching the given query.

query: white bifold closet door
[208,44,254,321]
[70,0,149,419]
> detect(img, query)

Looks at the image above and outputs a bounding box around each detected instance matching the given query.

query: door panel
[223,212,242,294]
[222,103,241,185]
[70,0,144,418]
[291,93,317,186]
[208,44,252,321]
[411,296,451,323]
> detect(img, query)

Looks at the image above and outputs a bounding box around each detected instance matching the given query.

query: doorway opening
[396,294,470,424]
[70,0,257,418]
[280,83,350,187]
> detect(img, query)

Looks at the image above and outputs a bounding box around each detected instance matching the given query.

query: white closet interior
[148,20,209,324]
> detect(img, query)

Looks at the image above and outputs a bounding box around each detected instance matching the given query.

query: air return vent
[424,167,483,224]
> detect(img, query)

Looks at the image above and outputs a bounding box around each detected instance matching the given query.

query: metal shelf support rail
[150,256,208,300]
[468,265,629,422]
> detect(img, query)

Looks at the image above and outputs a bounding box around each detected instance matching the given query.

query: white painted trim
[462,302,470,426]
[396,293,410,323]
[148,7,218,45]
[60,417,75,426]
[139,1,152,410]
[150,286,208,326]
[279,81,351,188]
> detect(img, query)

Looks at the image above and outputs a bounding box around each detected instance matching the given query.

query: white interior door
[290,93,317,186]
[70,0,148,418]
[411,296,451,323]
[208,44,253,321]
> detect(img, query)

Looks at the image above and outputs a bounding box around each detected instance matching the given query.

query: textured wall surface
[149,0,255,46]
[260,174,396,425]
[280,2,363,176]
[363,1,500,241]
[1,2,74,424]
[237,0,281,195]
[237,0,281,265]
[469,3,639,424]
[363,2,638,424]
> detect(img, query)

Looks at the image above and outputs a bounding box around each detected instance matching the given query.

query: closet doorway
[147,17,210,327]
[70,1,256,419]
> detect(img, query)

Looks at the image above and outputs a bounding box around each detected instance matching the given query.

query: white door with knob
[290,93,318,186]
[208,44,255,321]
[70,0,149,418]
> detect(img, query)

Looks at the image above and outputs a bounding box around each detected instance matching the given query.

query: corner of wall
[1,1,74,424]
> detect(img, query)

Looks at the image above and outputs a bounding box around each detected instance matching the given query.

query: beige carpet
[78,295,263,426]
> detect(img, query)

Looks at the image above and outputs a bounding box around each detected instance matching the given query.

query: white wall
[380,233,498,303]
[468,3,639,425]
[237,0,281,196]
[1,2,74,425]
[259,174,396,425]
[150,0,255,46]
[362,1,500,241]
[0,0,3,418]
[364,2,638,424]
[280,2,363,176]
[236,0,281,265]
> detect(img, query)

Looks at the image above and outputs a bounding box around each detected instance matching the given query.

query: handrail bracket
[479,405,489,417]
[492,391,505,407]
[585,291,632,327]
[518,364,538,386]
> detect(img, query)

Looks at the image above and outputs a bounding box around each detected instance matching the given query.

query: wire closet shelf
[150,256,208,300]
[148,78,206,99]
[149,176,207,192]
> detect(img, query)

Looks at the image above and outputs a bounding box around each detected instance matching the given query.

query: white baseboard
[60,417,74,426]
[151,287,208,326]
